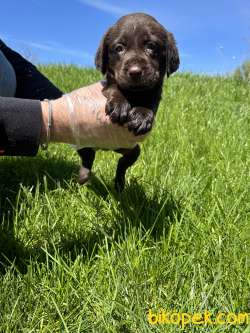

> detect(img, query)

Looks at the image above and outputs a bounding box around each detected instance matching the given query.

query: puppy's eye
[145,42,157,54]
[114,44,125,54]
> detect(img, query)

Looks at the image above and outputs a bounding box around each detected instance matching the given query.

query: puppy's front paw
[105,98,131,125]
[127,107,154,136]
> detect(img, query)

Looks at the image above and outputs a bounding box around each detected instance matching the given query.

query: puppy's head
[95,13,180,91]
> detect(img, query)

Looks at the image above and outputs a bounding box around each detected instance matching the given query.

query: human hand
[44,82,150,150]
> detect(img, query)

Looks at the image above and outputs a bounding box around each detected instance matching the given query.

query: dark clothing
[0,97,42,156]
[0,39,63,156]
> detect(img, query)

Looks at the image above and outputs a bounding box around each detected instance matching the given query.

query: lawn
[0,65,249,332]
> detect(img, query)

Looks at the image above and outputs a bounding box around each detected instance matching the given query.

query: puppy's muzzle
[128,65,143,80]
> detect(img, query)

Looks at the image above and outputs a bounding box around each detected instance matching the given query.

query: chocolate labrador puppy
[78,13,179,191]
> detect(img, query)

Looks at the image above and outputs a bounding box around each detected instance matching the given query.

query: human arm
[41,82,148,150]
[0,82,148,156]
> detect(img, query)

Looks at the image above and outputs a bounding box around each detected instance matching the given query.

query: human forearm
[40,82,106,146]
[0,97,42,156]
[1,82,149,157]
[41,82,149,150]
[41,98,73,145]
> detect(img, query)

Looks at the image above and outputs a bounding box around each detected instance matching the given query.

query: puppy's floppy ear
[95,28,111,74]
[166,32,180,76]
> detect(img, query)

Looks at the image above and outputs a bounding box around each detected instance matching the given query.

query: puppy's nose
[128,65,142,78]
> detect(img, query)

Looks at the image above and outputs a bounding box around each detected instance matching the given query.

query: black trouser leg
[0,39,63,100]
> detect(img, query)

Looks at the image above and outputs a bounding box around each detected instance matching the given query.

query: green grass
[0,65,249,332]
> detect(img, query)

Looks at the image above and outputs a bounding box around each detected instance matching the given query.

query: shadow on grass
[54,175,181,263]
[0,158,181,274]
[0,155,78,274]
[89,175,181,239]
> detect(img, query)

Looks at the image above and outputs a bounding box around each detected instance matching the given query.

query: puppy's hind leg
[114,145,141,192]
[77,148,96,185]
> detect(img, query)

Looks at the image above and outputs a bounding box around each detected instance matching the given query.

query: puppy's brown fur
[78,13,179,190]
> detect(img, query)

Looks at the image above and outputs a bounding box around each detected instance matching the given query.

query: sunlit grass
[0,66,249,332]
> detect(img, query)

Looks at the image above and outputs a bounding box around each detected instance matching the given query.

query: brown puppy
[78,13,179,191]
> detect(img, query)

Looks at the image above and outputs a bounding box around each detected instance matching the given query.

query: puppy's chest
[124,91,157,109]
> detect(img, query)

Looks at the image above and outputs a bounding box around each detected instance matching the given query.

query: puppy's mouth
[116,72,160,91]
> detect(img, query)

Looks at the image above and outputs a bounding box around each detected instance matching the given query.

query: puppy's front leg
[114,145,141,191]
[103,84,131,125]
[127,107,154,136]
[77,148,96,185]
